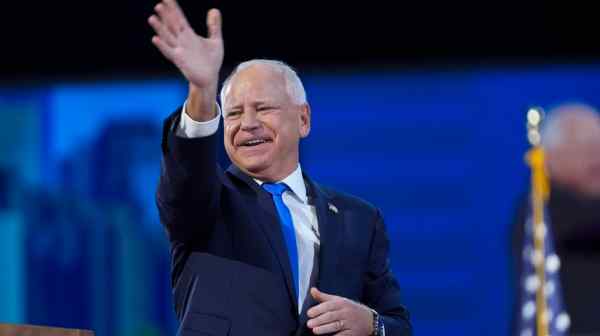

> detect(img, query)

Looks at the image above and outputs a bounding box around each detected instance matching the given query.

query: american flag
[517,208,571,336]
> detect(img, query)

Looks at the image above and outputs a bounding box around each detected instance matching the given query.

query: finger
[206,8,222,39]
[311,287,337,303]
[307,310,341,328]
[151,36,175,61]
[163,0,190,32]
[148,15,177,47]
[307,300,340,318]
[154,3,178,35]
[155,2,186,35]
[312,320,345,335]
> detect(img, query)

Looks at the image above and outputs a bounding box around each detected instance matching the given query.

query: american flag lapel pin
[328,203,338,214]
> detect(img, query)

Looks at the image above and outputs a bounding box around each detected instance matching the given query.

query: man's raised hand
[149,0,223,120]
[148,0,223,91]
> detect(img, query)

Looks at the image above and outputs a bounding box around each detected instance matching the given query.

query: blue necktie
[262,183,299,301]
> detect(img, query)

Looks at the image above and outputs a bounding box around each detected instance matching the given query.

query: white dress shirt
[177,102,320,314]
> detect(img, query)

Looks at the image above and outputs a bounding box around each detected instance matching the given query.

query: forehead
[563,111,600,131]
[224,65,289,106]
[552,110,600,147]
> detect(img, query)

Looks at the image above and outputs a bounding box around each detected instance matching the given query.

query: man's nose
[240,110,260,131]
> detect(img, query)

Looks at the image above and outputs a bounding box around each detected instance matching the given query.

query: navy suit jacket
[156,109,411,336]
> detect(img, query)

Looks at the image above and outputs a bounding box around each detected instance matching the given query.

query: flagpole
[525,107,550,336]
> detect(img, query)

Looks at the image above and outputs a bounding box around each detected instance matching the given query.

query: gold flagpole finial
[527,107,544,146]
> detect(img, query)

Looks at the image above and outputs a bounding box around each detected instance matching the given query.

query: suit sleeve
[156,107,223,287]
[363,209,412,336]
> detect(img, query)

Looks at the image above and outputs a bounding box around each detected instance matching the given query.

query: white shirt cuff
[176,100,221,138]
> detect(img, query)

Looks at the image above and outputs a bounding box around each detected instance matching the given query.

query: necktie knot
[262,182,289,196]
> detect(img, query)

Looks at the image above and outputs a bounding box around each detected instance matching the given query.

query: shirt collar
[254,165,308,204]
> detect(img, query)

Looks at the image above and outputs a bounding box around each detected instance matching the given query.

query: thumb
[207,8,222,39]
[310,287,335,302]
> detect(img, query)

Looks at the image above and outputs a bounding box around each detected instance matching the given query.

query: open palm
[148,0,223,89]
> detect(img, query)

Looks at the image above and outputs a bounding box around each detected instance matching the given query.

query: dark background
[3,1,599,80]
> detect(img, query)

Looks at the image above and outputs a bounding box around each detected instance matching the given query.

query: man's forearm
[186,83,218,122]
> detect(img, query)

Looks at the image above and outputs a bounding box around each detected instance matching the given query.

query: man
[149,1,411,335]
[512,103,600,335]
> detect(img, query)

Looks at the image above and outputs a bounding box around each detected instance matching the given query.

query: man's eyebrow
[224,100,278,111]
[255,100,279,106]
[225,104,242,111]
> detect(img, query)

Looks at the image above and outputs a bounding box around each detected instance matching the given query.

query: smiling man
[220,62,310,182]
[150,1,411,335]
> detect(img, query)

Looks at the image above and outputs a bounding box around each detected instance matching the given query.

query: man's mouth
[239,138,272,147]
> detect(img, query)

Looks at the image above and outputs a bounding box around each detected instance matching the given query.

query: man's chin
[235,157,271,176]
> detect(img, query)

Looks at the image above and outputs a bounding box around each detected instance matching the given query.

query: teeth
[244,139,266,146]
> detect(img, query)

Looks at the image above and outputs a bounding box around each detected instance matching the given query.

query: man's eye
[257,107,272,112]
[227,111,241,118]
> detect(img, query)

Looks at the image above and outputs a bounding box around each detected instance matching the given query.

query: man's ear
[299,103,311,138]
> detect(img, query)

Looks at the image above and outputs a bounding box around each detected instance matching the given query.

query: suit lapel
[226,165,299,313]
[298,175,346,331]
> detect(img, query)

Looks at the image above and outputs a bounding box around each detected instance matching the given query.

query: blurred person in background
[512,103,600,335]
[149,0,411,335]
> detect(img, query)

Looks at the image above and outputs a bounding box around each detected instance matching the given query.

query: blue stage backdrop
[2,64,600,336]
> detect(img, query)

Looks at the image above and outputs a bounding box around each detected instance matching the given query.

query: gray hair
[219,59,307,109]
[541,102,600,150]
